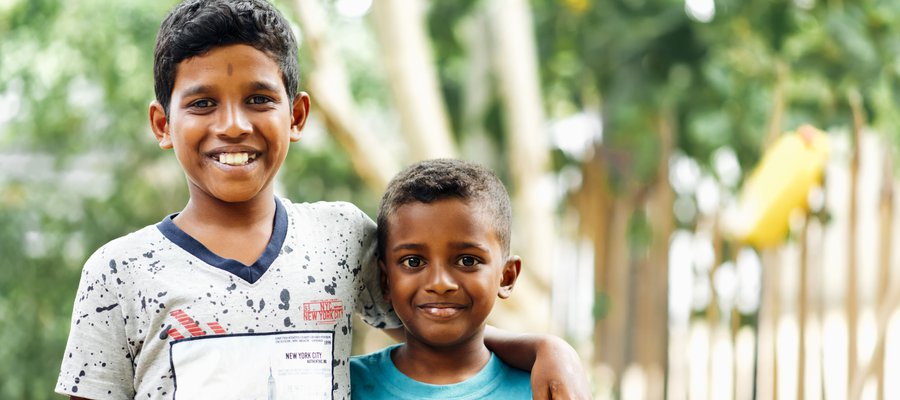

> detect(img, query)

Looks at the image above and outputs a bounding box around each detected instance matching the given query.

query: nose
[424,264,458,294]
[213,102,251,139]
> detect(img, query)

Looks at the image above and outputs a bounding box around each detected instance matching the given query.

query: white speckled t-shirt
[56,198,400,399]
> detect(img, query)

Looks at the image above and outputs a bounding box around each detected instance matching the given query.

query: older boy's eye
[458,256,478,267]
[248,95,273,105]
[401,257,423,268]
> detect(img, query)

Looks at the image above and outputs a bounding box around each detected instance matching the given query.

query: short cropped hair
[153,0,299,115]
[377,159,513,259]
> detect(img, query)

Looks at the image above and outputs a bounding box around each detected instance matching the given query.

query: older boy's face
[149,44,308,204]
[381,198,519,349]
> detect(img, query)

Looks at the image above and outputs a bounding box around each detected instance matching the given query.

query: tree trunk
[573,146,612,372]
[369,0,457,160]
[457,10,496,159]
[486,0,555,329]
[637,108,676,400]
[847,88,863,396]
[602,195,636,387]
[289,0,398,191]
[875,145,892,400]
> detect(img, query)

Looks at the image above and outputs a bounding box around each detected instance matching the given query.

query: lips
[216,152,257,166]
[206,147,262,167]
[417,303,466,318]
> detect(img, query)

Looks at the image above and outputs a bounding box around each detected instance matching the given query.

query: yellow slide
[726,125,831,248]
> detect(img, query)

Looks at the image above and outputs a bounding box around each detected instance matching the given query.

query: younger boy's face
[381,198,520,349]
[149,44,308,204]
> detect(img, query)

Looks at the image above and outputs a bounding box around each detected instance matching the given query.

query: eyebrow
[389,242,489,253]
[177,81,282,98]
[391,243,423,252]
[179,84,213,98]
[250,80,281,93]
[449,242,490,252]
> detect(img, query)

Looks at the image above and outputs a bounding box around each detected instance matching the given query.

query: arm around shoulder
[483,326,591,400]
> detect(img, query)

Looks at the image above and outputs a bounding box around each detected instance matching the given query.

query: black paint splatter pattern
[56,200,400,399]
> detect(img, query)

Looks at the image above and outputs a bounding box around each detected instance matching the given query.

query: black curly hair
[377,159,513,259]
[153,0,299,115]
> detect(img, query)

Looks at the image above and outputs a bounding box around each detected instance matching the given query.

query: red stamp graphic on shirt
[303,299,344,325]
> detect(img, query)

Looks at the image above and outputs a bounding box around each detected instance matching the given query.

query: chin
[209,189,263,204]
[418,332,472,348]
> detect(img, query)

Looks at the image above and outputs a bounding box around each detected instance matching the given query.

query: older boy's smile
[207,146,261,167]
[213,152,258,166]
[149,44,308,204]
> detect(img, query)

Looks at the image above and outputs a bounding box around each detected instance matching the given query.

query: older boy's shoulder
[80,222,168,273]
[280,198,371,223]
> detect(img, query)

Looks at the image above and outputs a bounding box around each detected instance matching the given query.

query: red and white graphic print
[302,299,344,324]
[167,309,227,340]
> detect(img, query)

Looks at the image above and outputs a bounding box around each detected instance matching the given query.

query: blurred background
[2,0,900,398]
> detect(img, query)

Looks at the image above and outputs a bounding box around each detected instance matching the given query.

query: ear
[378,259,391,300]
[149,101,172,149]
[289,92,310,142]
[498,255,521,299]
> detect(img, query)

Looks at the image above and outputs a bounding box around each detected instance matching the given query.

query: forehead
[172,44,286,95]
[386,199,500,245]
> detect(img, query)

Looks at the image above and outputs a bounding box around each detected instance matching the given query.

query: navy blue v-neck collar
[156,198,288,284]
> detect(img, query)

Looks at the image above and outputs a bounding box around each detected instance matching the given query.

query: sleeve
[56,246,135,399]
[351,206,402,330]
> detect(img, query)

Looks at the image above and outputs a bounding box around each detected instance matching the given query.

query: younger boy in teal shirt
[351,159,535,399]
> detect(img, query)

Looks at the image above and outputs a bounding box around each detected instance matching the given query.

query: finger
[547,380,569,400]
[531,379,550,400]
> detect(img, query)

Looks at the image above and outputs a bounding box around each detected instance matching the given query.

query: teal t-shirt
[350,344,532,399]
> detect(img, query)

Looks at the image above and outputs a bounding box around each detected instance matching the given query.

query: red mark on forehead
[227,63,233,76]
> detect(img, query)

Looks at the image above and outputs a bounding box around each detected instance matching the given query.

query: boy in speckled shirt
[56,0,589,399]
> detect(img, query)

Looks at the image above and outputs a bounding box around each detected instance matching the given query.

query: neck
[391,331,490,385]
[177,188,276,228]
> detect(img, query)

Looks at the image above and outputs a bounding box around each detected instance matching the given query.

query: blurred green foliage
[1,1,177,397]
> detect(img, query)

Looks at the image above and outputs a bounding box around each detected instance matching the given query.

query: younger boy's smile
[417,302,468,319]
[381,198,518,348]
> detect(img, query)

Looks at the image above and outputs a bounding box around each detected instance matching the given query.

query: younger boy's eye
[401,257,423,269]
[458,256,479,268]
[190,99,214,108]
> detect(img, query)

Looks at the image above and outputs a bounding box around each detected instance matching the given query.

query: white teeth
[217,152,254,166]
[422,307,461,317]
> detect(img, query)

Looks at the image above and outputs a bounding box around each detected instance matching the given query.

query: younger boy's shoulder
[479,352,533,398]
[350,344,396,371]
[349,345,398,396]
